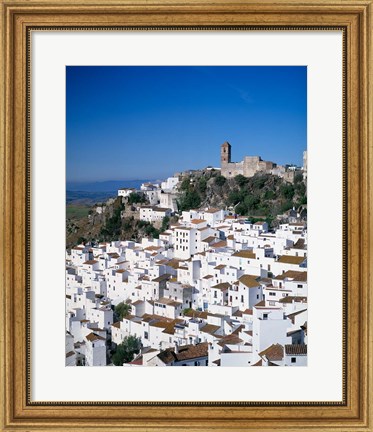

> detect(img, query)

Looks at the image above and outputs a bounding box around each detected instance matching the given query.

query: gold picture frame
[1,1,372,431]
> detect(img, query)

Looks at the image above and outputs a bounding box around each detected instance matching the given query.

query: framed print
[1,1,372,431]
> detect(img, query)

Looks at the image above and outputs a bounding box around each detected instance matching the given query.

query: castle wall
[221,161,244,178]
[242,156,261,177]
[221,157,275,178]
[258,161,275,171]
[220,143,302,182]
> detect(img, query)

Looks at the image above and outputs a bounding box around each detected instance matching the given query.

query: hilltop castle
[220,141,306,183]
[220,142,276,178]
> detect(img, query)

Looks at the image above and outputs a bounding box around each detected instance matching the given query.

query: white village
[66,144,308,367]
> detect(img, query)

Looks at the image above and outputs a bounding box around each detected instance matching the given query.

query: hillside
[66,170,306,249]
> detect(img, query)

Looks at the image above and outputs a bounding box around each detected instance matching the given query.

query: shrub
[280,184,295,200]
[234,174,248,188]
[112,336,142,366]
[128,192,146,204]
[214,175,226,187]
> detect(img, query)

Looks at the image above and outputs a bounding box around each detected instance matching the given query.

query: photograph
[2,0,372,429]
[65,65,308,367]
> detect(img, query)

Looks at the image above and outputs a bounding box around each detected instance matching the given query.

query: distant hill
[66,179,154,205]
[66,179,152,193]
[66,191,117,206]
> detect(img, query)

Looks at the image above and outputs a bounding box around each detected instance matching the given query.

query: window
[269,292,276,296]
[263,313,268,320]
[144,331,149,339]
[297,284,303,288]
[291,357,296,363]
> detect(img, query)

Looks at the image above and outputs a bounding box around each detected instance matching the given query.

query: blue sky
[66,66,306,182]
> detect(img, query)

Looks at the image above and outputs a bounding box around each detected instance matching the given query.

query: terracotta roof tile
[277,255,306,265]
[239,274,260,288]
[232,250,256,259]
[259,343,284,361]
[86,332,106,342]
[157,342,208,364]
[285,344,307,355]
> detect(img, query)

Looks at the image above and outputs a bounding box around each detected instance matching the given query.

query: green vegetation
[179,171,307,222]
[177,190,201,211]
[161,216,170,232]
[177,175,204,211]
[100,201,125,240]
[66,171,307,247]
[214,175,226,187]
[112,335,142,366]
[280,183,295,200]
[294,172,304,184]
[197,177,207,194]
[234,174,248,188]
[180,177,191,191]
[127,192,146,204]
[137,220,160,238]
[66,205,90,220]
[115,302,132,320]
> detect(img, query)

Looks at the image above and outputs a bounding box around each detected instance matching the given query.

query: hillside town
[66,144,307,367]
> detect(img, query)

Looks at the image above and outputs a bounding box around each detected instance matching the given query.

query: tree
[122,217,133,231]
[161,216,170,232]
[100,203,124,240]
[180,177,191,191]
[197,177,207,194]
[144,223,160,238]
[77,236,86,245]
[280,184,295,200]
[244,194,260,211]
[263,189,275,200]
[280,200,293,213]
[228,190,242,206]
[294,172,304,184]
[235,202,247,215]
[178,190,201,211]
[128,192,146,204]
[112,335,142,365]
[234,174,248,188]
[214,175,226,187]
[115,302,132,320]
[252,175,267,189]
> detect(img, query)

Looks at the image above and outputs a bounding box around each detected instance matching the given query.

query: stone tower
[221,141,231,165]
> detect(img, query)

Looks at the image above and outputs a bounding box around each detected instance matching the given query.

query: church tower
[221,141,231,165]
